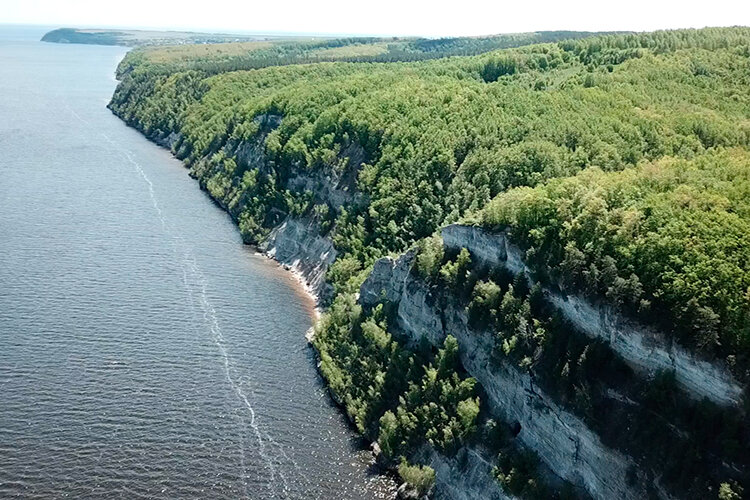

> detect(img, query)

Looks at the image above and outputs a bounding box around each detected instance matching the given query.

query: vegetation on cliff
[481,149,750,368]
[419,244,750,496]
[108,27,750,498]
[315,300,480,454]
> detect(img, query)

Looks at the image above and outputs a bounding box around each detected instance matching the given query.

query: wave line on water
[100,134,296,497]
[186,257,292,497]
[101,133,165,224]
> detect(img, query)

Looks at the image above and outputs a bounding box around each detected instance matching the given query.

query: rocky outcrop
[287,142,368,210]
[360,252,646,499]
[168,112,343,305]
[154,131,182,150]
[232,113,281,175]
[412,444,513,500]
[441,224,743,407]
[441,309,640,500]
[197,116,363,305]
[259,217,336,301]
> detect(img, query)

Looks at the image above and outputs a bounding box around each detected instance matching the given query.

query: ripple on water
[0,28,396,500]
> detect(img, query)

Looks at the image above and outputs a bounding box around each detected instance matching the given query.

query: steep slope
[107,28,750,499]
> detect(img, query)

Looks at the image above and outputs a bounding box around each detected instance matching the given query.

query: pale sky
[3,0,749,37]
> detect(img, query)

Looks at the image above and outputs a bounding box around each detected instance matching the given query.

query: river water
[0,25,391,499]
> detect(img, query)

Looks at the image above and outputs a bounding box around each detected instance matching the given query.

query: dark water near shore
[0,26,391,499]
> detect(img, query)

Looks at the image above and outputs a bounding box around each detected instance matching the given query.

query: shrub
[398,459,436,496]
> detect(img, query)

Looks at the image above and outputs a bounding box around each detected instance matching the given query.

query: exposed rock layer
[412,445,513,500]
[259,217,336,300]
[441,224,743,407]
[360,252,645,499]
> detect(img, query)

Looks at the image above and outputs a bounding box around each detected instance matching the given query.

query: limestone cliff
[441,224,743,407]
[357,223,750,498]
[413,445,514,500]
[359,252,645,499]
[259,217,336,300]
[162,113,343,303]
[111,99,747,498]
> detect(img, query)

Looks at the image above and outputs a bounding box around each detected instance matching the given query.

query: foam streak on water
[0,26,394,500]
[113,135,270,481]
[105,132,304,497]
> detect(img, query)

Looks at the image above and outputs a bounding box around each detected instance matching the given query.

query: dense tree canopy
[115,30,616,77]
[481,149,750,364]
[109,27,750,498]
[111,27,750,278]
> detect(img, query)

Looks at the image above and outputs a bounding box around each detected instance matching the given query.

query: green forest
[109,27,750,499]
[481,149,750,363]
[115,30,614,75]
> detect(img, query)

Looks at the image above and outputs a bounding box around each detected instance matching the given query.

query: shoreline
[252,249,323,342]
[106,80,400,496]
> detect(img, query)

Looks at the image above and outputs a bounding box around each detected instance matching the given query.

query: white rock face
[441,224,743,407]
[287,170,354,209]
[259,217,337,300]
[442,306,640,500]
[360,252,646,499]
[287,141,368,210]
[358,252,412,306]
[413,444,514,500]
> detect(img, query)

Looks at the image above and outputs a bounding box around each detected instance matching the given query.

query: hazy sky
[3,0,749,37]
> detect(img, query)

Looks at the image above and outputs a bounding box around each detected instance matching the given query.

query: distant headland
[40,27,268,47]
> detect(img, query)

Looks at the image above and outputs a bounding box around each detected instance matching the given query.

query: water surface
[0,26,390,499]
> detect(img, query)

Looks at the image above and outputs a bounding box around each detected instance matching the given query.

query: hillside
[113,30,617,75]
[40,27,270,46]
[108,28,750,499]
